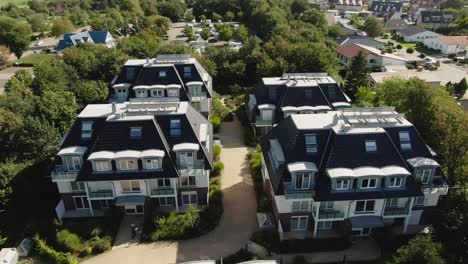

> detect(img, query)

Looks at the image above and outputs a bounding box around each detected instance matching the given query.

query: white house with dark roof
[395,26,440,43]
[245,73,351,136]
[110,54,212,117]
[416,11,454,28]
[261,108,449,240]
[423,36,468,55]
[52,100,213,218]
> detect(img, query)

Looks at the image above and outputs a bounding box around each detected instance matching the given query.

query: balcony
[188,91,207,102]
[255,116,273,126]
[51,165,79,182]
[283,183,314,199]
[319,209,345,219]
[151,188,176,197]
[177,160,206,176]
[88,189,114,199]
[422,178,449,195]
[383,206,410,216]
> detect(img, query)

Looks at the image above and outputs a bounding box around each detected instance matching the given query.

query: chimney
[112,102,117,114]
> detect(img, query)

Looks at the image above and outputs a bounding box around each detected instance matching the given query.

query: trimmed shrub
[406,48,414,54]
[34,235,78,264]
[419,53,426,58]
[213,144,221,161]
[210,116,221,133]
[212,161,224,177]
[382,33,390,39]
[87,236,112,254]
[396,44,402,49]
[56,229,86,255]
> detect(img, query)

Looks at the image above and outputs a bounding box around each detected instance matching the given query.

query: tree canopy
[0,16,32,58]
[389,235,446,264]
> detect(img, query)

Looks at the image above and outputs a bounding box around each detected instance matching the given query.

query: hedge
[34,235,78,264]
[212,161,224,177]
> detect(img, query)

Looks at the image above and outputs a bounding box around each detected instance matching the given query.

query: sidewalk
[112,215,144,250]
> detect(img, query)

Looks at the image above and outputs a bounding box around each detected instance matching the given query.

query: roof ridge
[151,118,180,176]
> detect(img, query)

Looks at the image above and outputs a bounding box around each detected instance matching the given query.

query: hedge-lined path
[82,117,258,264]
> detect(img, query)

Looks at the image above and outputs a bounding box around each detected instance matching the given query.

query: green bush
[34,235,78,264]
[212,161,224,177]
[406,48,414,54]
[210,116,221,133]
[396,44,402,49]
[56,230,86,255]
[87,236,112,254]
[213,144,221,161]
[382,33,391,39]
[151,206,200,240]
[419,53,426,58]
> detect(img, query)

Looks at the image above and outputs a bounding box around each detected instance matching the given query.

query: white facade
[400,31,440,43]
[423,37,468,55]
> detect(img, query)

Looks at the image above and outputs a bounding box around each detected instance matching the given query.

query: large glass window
[170,119,181,136]
[292,201,310,212]
[144,159,160,170]
[70,182,85,192]
[361,178,377,189]
[181,176,196,187]
[73,196,89,209]
[295,173,311,190]
[182,192,197,205]
[291,216,308,231]
[94,160,111,172]
[64,156,82,171]
[415,168,432,184]
[336,179,350,190]
[159,197,174,206]
[179,152,194,167]
[305,134,317,154]
[355,200,375,213]
[389,177,402,188]
[386,198,398,207]
[118,160,137,171]
[399,131,412,150]
[157,178,171,188]
[121,181,140,192]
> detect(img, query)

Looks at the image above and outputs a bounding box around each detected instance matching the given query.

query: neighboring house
[52,101,213,218]
[336,43,407,68]
[110,54,212,117]
[334,0,364,14]
[369,1,403,18]
[260,108,449,240]
[336,34,387,48]
[308,0,330,10]
[368,70,442,88]
[395,26,440,43]
[384,18,408,33]
[245,73,351,136]
[57,31,115,51]
[423,36,468,55]
[416,11,454,28]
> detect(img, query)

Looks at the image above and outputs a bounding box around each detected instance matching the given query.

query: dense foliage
[388,235,446,264]
[34,235,78,264]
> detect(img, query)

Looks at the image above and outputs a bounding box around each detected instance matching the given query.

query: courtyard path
[82,117,258,264]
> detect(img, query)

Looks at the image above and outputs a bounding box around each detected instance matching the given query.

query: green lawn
[17,53,58,66]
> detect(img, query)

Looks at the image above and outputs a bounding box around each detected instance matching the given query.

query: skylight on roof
[81,121,93,139]
[399,131,411,151]
[130,127,142,138]
[365,140,377,152]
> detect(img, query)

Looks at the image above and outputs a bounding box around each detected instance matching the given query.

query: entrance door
[73,196,89,210]
[124,205,144,215]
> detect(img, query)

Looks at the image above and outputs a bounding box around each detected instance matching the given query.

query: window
[99,199,111,208]
[389,177,402,188]
[399,131,411,150]
[365,140,377,152]
[73,196,89,209]
[413,196,425,207]
[369,59,376,64]
[355,200,375,213]
[157,178,171,188]
[64,156,82,171]
[121,181,141,192]
[292,201,310,212]
[94,160,111,172]
[386,198,398,207]
[182,192,198,205]
[130,127,142,138]
[295,173,311,190]
[305,134,317,154]
[167,89,178,97]
[81,121,93,139]
[183,66,192,78]
[317,221,332,230]
[144,159,160,170]
[159,197,174,206]
[70,182,85,192]
[135,90,147,98]
[361,178,377,189]
[170,119,181,137]
[151,89,164,97]
[320,201,334,210]
[261,109,273,121]
[336,179,350,190]
[179,152,194,167]
[159,71,166,77]
[415,168,432,184]
[290,216,308,231]
[118,160,137,171]
[181,176,196,187]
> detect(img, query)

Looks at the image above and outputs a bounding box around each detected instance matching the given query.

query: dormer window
[94,160,111,172]
[305,134,317,154]
[81,121,93,139]
[159,71,167,78]
[361,178,377,189]
[399,131,411,150]
[144,159,160,170]
[118,160,137,171]
[135,90,147,98]
[336,179,350,190]
[183,66,192,78]
[167,89,179,97]
[151,89,164,97]
[365,140,377,152]
[130,127,142,139]
[389,176,402,187]
[170,119,181,137]
[415,168,432,184]
[295,173,311,190]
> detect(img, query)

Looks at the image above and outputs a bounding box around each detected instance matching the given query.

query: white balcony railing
[51,165,79,182]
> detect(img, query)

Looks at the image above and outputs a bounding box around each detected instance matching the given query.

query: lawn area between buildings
[17,53,58,66]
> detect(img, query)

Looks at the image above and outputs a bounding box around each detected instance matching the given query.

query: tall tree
[363,16,384,37]
[300,8,328,35]
[345,51,368,99]
[389,235,446,264]
[51,18,75,37]
[0,16,32,58]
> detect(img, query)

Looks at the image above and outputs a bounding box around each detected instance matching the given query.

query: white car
[35,40,44,46]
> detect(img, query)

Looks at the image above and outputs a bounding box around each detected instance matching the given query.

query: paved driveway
[82,118,257,264]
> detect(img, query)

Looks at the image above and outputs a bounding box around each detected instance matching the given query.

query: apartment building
[260,108,449,240]
[245,73,351,136]
[110,54,212,117]
[52,101,213,218]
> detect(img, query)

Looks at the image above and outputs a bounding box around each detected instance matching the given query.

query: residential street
[81,117,258,264]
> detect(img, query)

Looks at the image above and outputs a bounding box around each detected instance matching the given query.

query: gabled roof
[385,19,408,30]
[336,34,386,48]
[57,31,113,50]
[396,26,432,37]
[336,43,407,61]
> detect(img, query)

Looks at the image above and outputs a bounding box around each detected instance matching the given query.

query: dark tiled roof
[385,19,408,30]
[370,1,403,13]
[419,11,454,24]
[396,26,428,37]
[336,35,387,48]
